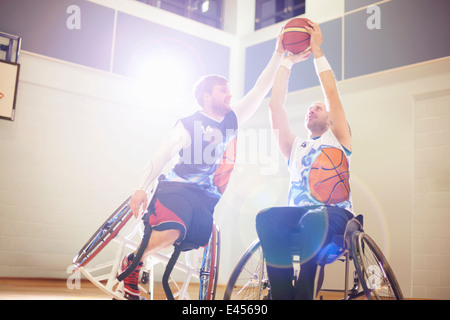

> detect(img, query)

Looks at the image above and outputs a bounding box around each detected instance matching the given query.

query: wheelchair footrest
[315,240,345,266]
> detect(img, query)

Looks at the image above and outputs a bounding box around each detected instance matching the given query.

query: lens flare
[127,38,206,116]
[350,174,391,257]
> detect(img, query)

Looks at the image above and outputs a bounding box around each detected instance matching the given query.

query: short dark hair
[193,74,228,107]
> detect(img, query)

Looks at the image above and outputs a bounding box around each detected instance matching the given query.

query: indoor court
[1,0,449,302]
[0,278,224,300]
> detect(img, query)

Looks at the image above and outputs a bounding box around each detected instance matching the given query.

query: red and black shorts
[143,181,216,247]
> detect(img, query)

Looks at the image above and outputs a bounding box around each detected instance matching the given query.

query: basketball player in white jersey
[256,21,354,300]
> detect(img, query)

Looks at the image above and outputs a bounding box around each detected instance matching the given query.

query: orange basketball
[309,148,350,205]
[282,18,311,54]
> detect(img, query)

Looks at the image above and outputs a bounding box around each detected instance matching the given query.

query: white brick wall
[0,52,177,279]
[413,89,450,299]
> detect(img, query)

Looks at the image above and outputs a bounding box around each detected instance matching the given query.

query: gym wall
[0,0,449,298]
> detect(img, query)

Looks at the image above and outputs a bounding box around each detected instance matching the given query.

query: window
[255,0,306,30]
[137,0,223,29]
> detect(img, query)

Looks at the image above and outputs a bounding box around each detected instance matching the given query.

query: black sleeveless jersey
[164,110,238,202]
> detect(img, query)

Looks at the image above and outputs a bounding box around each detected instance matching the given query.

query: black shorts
[143,181,216,247]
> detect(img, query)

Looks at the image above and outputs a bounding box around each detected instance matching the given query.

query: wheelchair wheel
[223,239,270,300]
[73,196,132,268]
[199,225,220,300]
[351,231,404,300]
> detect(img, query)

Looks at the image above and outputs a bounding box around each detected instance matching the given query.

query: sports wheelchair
[72,181,220,300]
[223,213,403,300]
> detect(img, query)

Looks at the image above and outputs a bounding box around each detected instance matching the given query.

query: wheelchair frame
[72,183,220,300]
[223,214,404,300]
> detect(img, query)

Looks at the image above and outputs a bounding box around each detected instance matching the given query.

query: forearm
[253,50,285,93]
[312,46,351,148]
[270,61,291,111]
[311,46,341,109]
[233,51,284,125]
[135,152,168,192]
[131,147,171,218]
[269,62,296,160]
[136,123,190,192]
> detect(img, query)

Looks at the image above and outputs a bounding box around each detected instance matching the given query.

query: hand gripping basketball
[282,18,312,54]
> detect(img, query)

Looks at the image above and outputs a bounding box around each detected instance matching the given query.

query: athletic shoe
[118,253,143,300]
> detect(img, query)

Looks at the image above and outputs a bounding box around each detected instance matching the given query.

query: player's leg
[119,188,192,299]
[142,229,181,259]
[255,206,308,300]
[118,228,180,300]
[293,206,352,299]
[291,209,325,300]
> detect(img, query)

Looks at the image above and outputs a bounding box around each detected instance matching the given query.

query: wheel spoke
[352,232,403,300]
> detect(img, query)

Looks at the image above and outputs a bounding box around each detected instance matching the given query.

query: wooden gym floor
[0,278,227,300]
[0,278,347,300]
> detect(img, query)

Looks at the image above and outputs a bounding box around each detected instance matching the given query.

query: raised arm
[232,29,286,126]
[130,123,190,217]
[269,51,312,160]
[305,22,351,151]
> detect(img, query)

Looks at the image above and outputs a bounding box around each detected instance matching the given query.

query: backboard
[0,31,21,63]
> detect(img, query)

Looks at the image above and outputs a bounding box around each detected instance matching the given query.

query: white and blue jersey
[288,128,353,213]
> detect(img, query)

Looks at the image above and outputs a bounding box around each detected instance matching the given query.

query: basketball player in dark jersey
[256,21,354,299]
[117,31,290,300]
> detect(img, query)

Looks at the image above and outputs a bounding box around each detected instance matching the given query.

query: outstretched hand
[304,21,323,57]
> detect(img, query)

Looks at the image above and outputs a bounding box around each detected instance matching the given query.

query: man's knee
[255,207,275,235]
[157,229,180,242]
[147,229,180,250]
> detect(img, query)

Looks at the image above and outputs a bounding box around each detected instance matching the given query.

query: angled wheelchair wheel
[223,239,270,300]
[199,224,220,300]
[73,196,133,268]
[351,231,404,300]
